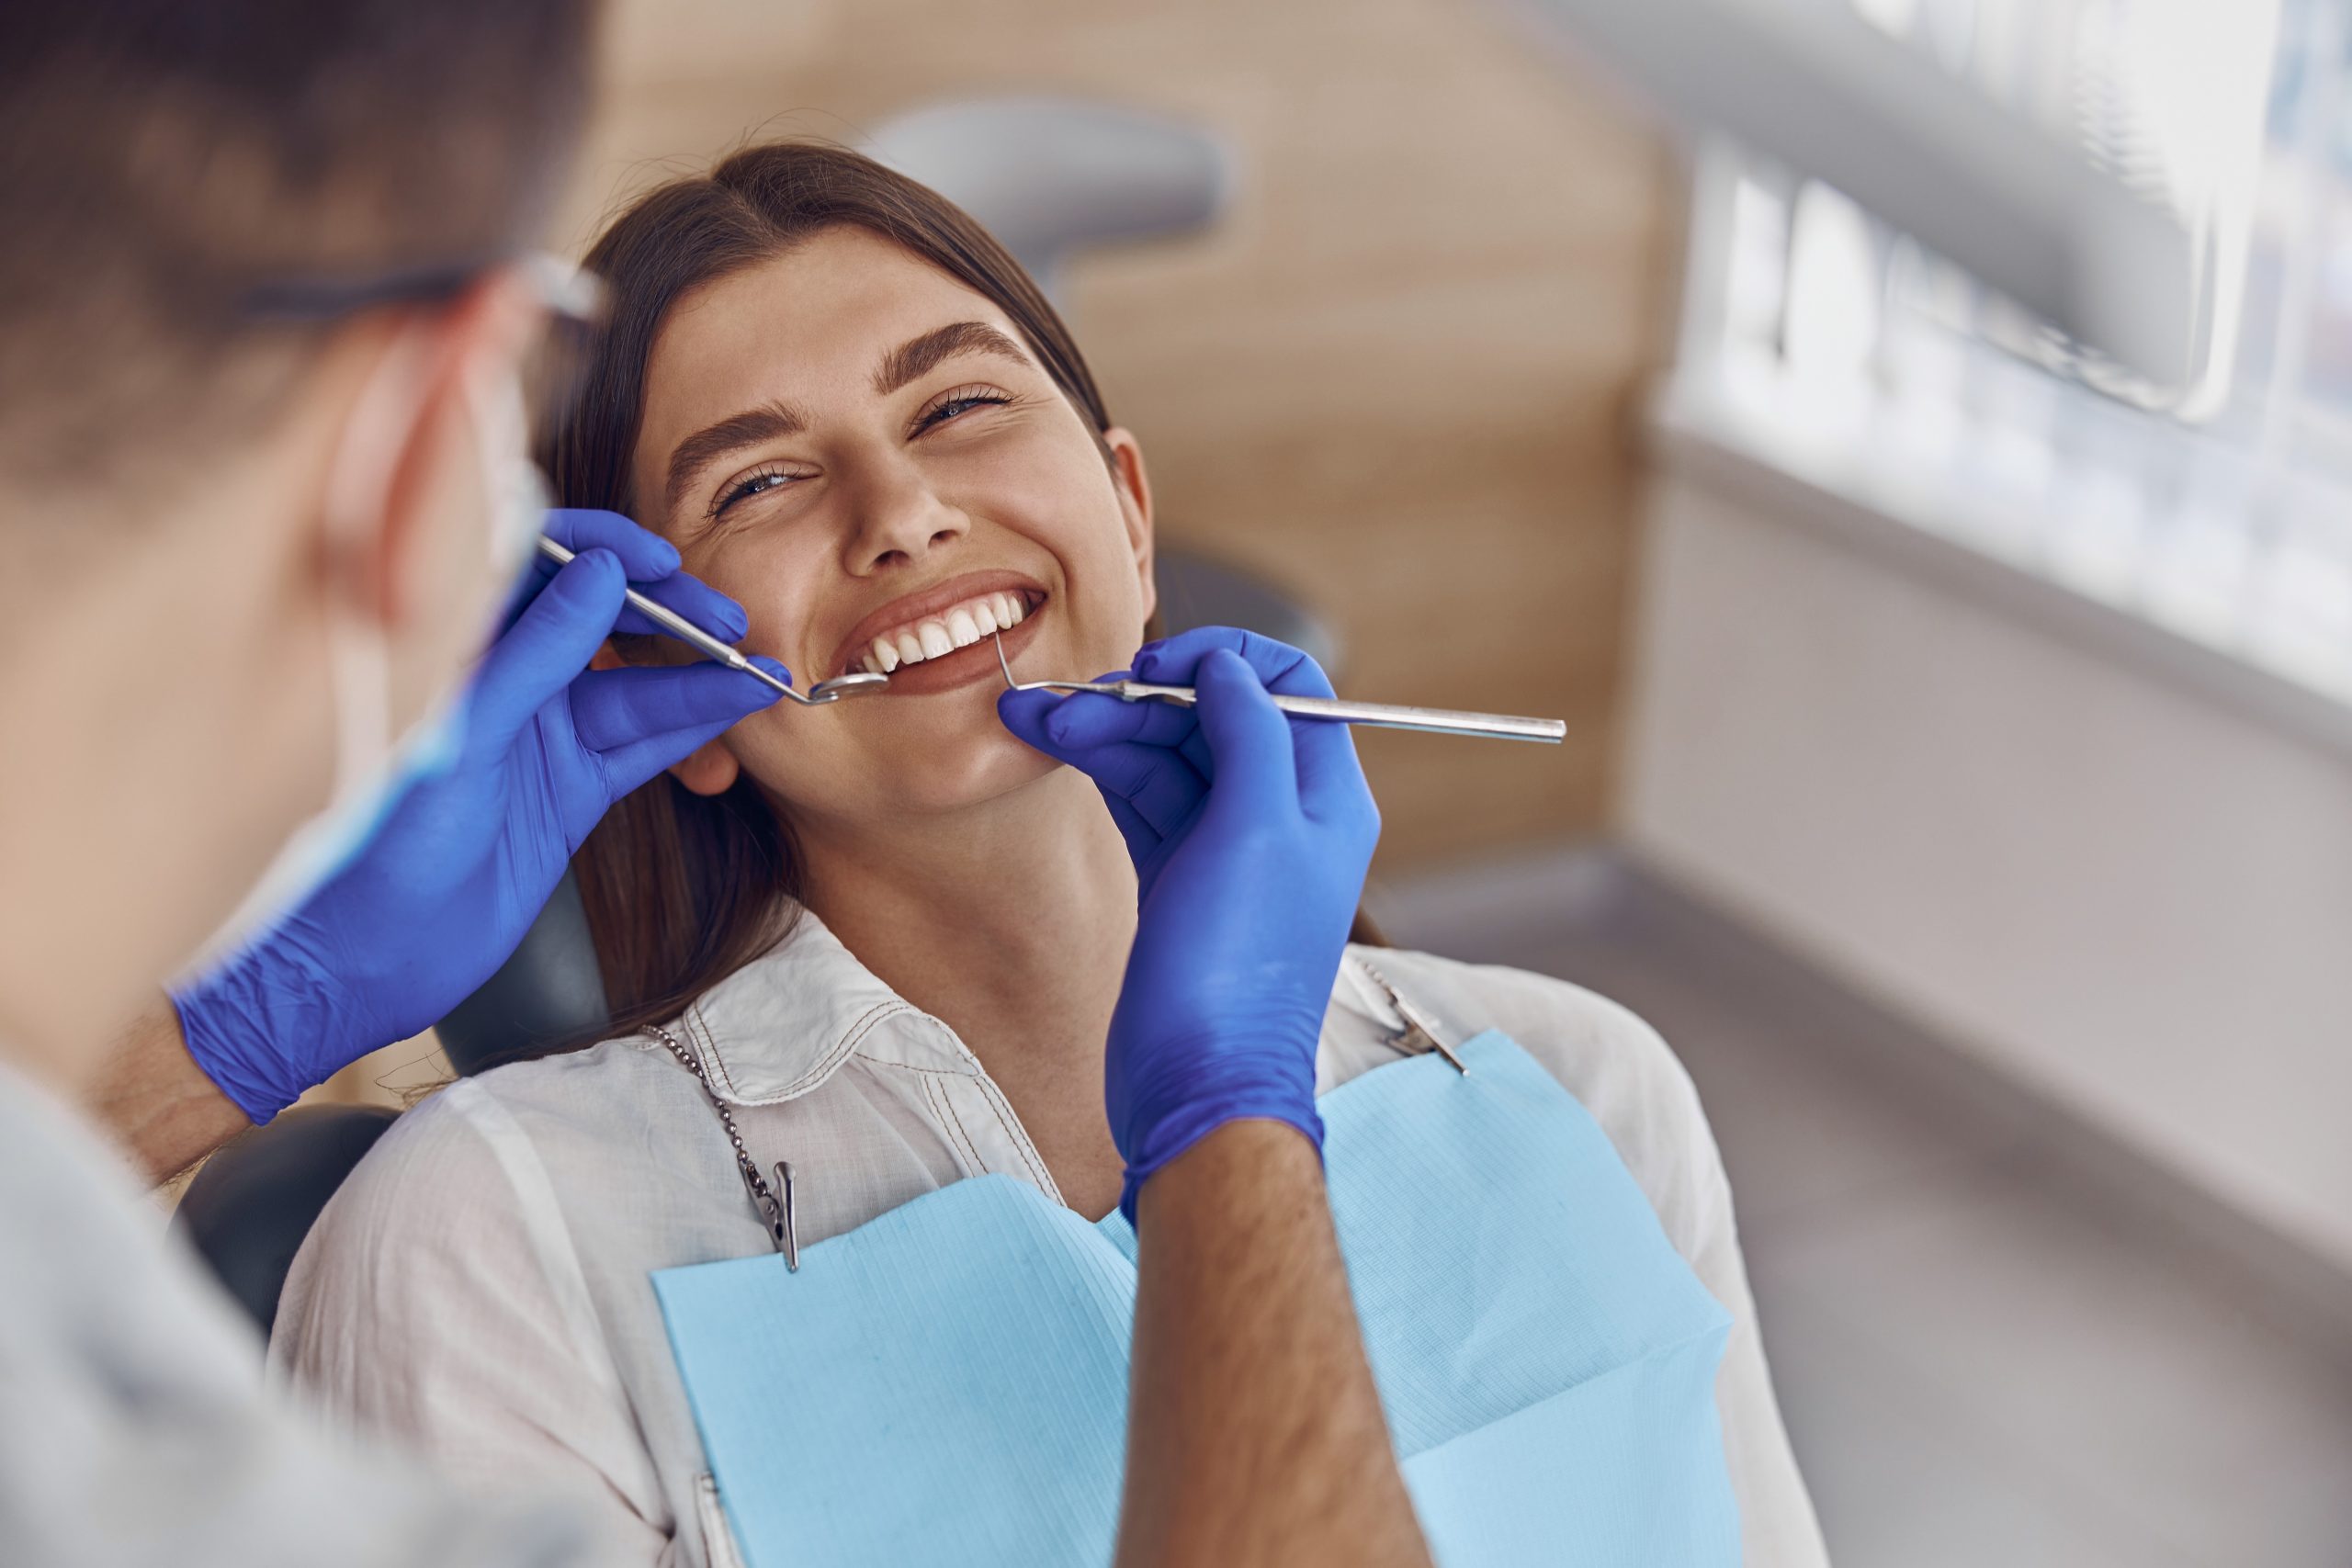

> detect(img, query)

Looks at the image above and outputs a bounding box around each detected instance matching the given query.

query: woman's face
[627,226,1155,828]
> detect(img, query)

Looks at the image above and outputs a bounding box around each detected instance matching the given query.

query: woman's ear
[1103,426,1157,626]
[590,642,742,795]
[669,738,743,797]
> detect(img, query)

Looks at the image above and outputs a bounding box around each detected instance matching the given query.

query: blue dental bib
[653,1032,1740,1566]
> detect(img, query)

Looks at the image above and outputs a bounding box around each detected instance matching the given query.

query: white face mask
[180,353,548,977]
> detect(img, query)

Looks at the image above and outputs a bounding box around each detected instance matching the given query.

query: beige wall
[566,0,1679,866]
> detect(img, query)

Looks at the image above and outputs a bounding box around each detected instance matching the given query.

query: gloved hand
[174,508,786,1122]
[1000,627,1379,1221]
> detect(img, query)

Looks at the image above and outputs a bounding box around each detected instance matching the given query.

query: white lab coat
[0,1055,595,1567]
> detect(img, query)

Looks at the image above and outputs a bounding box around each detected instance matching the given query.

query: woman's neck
[789,767,1135,1215]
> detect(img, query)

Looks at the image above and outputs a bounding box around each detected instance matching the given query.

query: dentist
[0,4,1429,1566]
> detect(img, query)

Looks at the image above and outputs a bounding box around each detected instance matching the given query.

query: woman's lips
[828,569,1048,681]
[849,588,1036,675]
[858,596,1048,697]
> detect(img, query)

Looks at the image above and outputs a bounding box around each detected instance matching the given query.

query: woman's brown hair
[543,141,1120,1042]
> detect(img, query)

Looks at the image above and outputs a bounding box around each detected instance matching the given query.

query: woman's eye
[712,468,798,516]
[914,390,1012,434]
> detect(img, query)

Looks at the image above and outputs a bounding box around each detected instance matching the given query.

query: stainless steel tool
[537,536,888,706]
[994,634,1565,744]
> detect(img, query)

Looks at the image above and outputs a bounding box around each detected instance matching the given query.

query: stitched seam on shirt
[767,1001,906,1102]
[897,1012,1061,1196]
[966,1069,1060,1198]
[683,1003,735,1100]
[698,998,910,1106]
[854,1054,984,1172]
[833,999,906,1062]
[853,1053,1062,1198]
[919,1069,985,1173]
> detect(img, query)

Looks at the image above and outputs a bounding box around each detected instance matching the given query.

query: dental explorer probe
[534,536,888,706]
[994,634,1566,744]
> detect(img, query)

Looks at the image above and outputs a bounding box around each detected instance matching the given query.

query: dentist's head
[0,0,594,1073]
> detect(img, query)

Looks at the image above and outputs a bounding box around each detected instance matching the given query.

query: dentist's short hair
[0,0,594,491]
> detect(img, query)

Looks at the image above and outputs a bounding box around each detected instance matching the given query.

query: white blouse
[270,914,1828,1567]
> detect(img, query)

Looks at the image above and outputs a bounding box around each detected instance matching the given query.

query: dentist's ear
[1103,426,1157,625]
[320,269,544,637]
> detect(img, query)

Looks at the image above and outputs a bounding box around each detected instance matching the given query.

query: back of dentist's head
[0,0,594,500]
[0,0,597,1053]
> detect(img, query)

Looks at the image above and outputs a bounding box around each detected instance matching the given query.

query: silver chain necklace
[647,1022,800,1269]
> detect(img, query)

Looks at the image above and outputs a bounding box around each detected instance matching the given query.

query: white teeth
[861,590,1037,671]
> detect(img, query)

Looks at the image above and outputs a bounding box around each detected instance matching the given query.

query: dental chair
[175,96,1337,1339]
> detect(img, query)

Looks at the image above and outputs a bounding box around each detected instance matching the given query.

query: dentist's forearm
[1118,1119,1432,1568]
[88,998,251,1182]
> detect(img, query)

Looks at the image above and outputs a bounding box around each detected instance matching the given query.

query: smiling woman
[266,141,1826,1568]
[544,144,1158,1045]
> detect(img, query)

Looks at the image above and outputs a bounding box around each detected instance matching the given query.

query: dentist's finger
[1133,626,1323,695]
[473,549,628,746]
[542,508,681,579]
[1057,741,1207,839]
[1136,627,1365,807]
[1021,695,1211,795]
[591,658,792,796]
[1098,790,1166,871]
[1001,689,1205,827]
[537,508,750,643]
[607,570,750,645]
[997,686,1080,756]
[1190,649,1296,822]
[571,657,789,755]
[1022,626,1321,753]
[1000,690,1177,862]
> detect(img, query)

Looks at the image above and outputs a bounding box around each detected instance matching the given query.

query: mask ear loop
[461,354,548,581]
[317,323,435,803]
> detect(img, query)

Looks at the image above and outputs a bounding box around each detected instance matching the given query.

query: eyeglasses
[239,251,605,438]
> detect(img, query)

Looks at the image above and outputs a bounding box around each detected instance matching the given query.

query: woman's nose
[843,463,969,574]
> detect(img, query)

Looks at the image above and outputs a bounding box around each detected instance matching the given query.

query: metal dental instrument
[994,634,1566,744]
[537,536,888,705]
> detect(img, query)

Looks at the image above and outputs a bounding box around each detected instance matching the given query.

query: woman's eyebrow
[873,321,1031,396]
[663,400,809,513]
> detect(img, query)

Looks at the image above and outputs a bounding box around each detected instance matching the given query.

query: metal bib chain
[646,1023,800,1269]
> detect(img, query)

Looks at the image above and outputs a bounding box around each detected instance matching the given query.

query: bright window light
[1676,0,2352,706]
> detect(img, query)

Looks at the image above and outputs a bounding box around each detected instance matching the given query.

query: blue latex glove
[174,509,787,1122]
[999,627,1380,1221]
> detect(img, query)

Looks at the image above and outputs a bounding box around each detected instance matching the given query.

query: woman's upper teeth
[861,591,1030,673]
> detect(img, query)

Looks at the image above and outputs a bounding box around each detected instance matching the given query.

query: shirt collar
[672,908,973,1106]
[669,912,1421,1108]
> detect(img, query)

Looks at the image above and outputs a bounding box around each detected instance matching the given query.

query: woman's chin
[772,717,1065,823]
